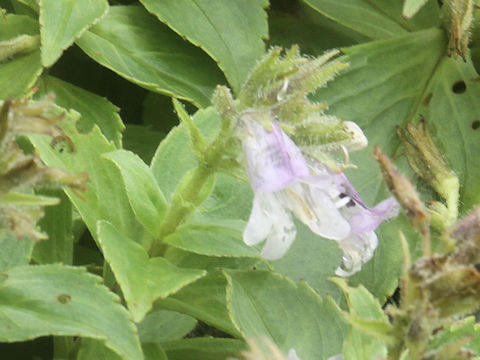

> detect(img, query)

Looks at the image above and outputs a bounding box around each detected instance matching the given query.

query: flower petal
[260,205,296,260]
[348,197,399,234]
[243,193,275,246]
[241,115,309,193]
[279,182,351,240]
[335,231,378,277]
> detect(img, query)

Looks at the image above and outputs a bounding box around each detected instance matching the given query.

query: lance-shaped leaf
[164,224,260,258]
[37,75,124,148]
[303,0,439,40]
[28,114,150,248]
[0,264,143,360]
[104,150,168,237]
[34,189,73,265]
[76,5,225,108]
[225,270,347,360]
[139,0,268,91]
[39,0,108,67]
[156,271,240,337]
[137,310,196,343]
[333,278,391,360]
[97,220,205,323]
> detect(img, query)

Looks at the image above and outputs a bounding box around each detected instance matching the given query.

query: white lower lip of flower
[243,192,297,260]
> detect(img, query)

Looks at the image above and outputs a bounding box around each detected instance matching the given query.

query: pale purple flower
[240,115,399,275]
[329,173,399,276]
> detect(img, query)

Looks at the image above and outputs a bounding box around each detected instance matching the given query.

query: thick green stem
[149,165,213,257]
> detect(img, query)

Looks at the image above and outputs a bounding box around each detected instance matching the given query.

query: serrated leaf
[97,220,205,323]
[37,75,124,148]
[34,189,73,264]
[39,0,108,67]
[0,264,143,360]
[139,0,268,91]
[156,271,240,337]
[164,224,260,258]
[0,231,33,272]
[225,270,347,360]
[312,28,446,300]
[303,0,439,40]
[76,5,225,108]
[268,1,365,56]
[0,14,42,98]
[28,114,150,248]
[333,279,391,360]
[162,338,247,360]
[138,310,196,343]
[104,150,168,237]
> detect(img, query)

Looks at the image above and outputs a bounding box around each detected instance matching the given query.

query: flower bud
[373,146,430,247]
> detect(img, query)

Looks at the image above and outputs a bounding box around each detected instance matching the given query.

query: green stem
[149,165,212,257]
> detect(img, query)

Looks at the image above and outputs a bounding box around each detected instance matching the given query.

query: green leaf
[104,150,168,237]
[403,0,430,19]
[143,343,168,360]
[164,224,260,258]
[162,338,247,360]
[333,278,391,360]
[97,220,205,323]
[0,14,42,98]
[312,28,446,300]
[416,55,480,213]
[139,0,268,91]
[0,264,143,360]
[137,310,197,343]
[78,339,170,360]
[165,246,259,271]
[34,189,73,264]
[225,270,347,360]
[156,271,240,337]
[76,5,225,108]
[39,0,108,67]
[0,231,33,272]
[37,75,124,148]
[268,1,365,56]
[28,114,150,248]
[13,0,38,12]
[271,221,344,301]
[303,0,439,40]
[77,339,123,360]
[428,316,476,353]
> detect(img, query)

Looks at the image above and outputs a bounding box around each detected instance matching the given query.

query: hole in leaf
[57,294,72,304]
[472,120,480,130]
[437,0,443,7]
[452,80,467,94]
